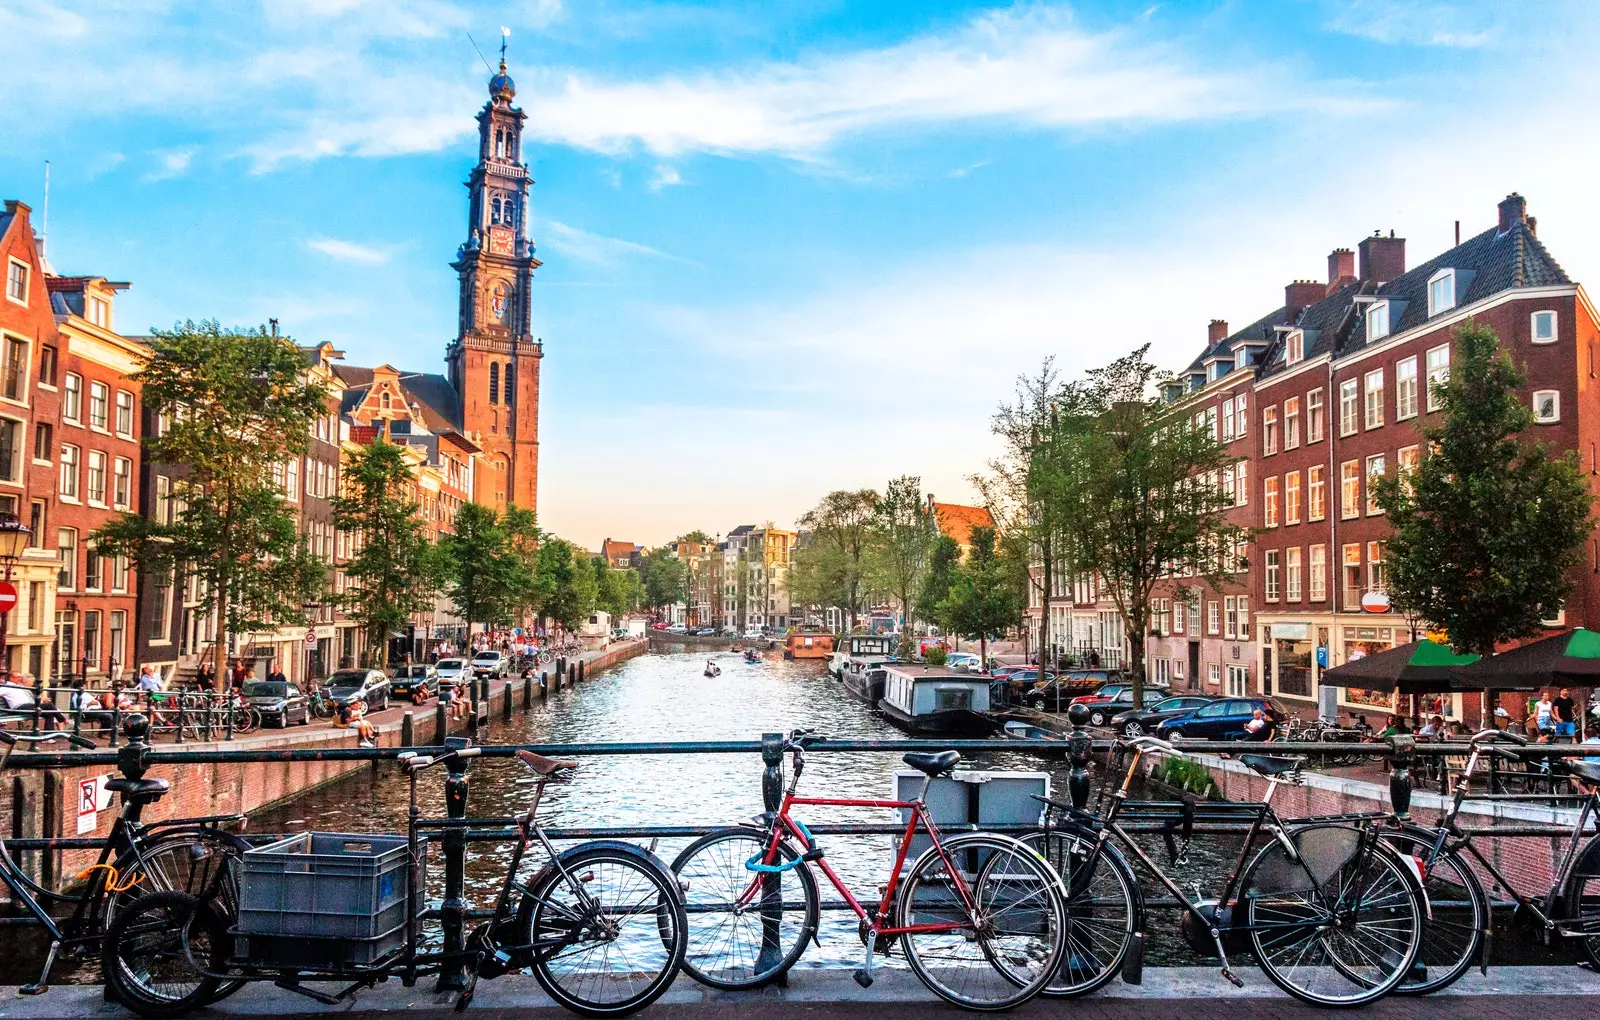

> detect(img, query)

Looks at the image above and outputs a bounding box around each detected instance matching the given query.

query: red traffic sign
[304,629,318,648]
[0,581,17,614]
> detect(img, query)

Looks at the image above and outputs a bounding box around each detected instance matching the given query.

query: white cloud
[647,164,682,192]
[305,237,397,264]
[539,220,688,266]
[144,148,195,181]
[1323,0,1494,48]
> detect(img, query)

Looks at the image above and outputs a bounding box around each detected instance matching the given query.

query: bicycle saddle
[902,751,961,777]
[104,777,170,798]
[516,749,579,776]
[1567,759,1600,785]
[1239,754,1302,777]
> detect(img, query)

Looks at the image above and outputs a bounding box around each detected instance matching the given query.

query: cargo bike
[102,744,689,1018]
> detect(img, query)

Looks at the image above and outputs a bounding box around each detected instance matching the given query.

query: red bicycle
[671,729,1068,1011]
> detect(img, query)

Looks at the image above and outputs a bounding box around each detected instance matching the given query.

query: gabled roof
[335,364,461,431]
[930,502,995,548]
[1184,306,1289,375]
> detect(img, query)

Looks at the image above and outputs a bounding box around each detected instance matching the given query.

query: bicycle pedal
[852,968,874,989]
[1220,967,1244,988]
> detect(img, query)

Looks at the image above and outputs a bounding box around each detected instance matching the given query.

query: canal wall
[1,639,647,889]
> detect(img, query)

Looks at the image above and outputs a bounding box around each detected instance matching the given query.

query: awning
[1321,639,1481,694]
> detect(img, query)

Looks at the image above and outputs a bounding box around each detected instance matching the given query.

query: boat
[842,662,892,704]
[744,649,762,664]
[784,628,836,661]
[877,665,998,737]
[828,633,897,679]
[703,663,722,677]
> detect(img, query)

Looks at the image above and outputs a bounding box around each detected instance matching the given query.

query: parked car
[389,663,439,703]
[471,650,510,678]
[944,652,984,673]
[435,658,468,683]
[690,626,718,636]
[1110,694,1219,737]
[1071,683,1172,727]
[242,680,311,727]
[742,628,765,640]
[323,668,391,712]
[1156,697,1288,740]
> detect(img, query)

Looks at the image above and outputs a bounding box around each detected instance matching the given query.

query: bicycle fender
[555,840,684,901]
[1387,847,1433,921]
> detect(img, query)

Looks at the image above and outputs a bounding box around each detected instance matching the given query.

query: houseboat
[783,628,836,661]
[828,633,897,678]
[877,666,997,737]
[842,660,893,704]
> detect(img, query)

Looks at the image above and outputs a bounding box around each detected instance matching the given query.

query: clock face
[491,281,511,322]
[488,228,514,256]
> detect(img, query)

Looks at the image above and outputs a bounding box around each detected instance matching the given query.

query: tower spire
[499,26,509,69]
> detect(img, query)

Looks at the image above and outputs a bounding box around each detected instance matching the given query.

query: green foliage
[1373,321,1592,655]
[1152,756,1219,799]
[638,549,688,610]
[441,503,517,631]
[936,526,1024,665]
[868,475,937,654]
[330,439,440,668]
[676,529,713,544]
[916,536,961,635]
[91,320,328,685]
[791,489,879,629]
[923,645,948,667]
[534,538,596,631]
[594,559,642,619]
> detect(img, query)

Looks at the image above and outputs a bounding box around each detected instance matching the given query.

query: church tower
[447,54,542,514]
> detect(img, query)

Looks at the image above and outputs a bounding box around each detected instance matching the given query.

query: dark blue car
[1155,697,1287,740]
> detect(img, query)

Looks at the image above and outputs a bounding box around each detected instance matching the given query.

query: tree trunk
[1126,616,1147,710]
[979,634,988,672]
[1040,538,1052,671]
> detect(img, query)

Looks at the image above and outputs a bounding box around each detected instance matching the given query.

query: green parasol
[1321,639,1481,694]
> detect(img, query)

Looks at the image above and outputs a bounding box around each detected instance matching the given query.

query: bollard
[501,685,512,721]
[1066,703,1093,810]
[401,711,414,748]
[539,671,548,697]
[436,734,473,992]
[522,675,532,710]
[578,659,586,683]
[757,732,788,985]
[567,664,576,688]
[435,698,448,740]
[1388,733,1415,819]
[556,657,566,683]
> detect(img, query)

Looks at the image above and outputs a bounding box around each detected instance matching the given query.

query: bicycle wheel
[1561,837,1600,969]
[1381,829,1485,994]
[522,845,687,1017]
[895,832,1067,1011]
[102,891,227,1018]
[1241,823,1423,1006]
[1021,829,1140,998]
[670,826,818,989]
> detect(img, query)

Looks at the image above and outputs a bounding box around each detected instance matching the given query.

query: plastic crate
[233,926,406,970]
[238,832,417,940]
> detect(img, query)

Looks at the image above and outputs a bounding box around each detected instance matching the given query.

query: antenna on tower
[40,160,50,259]
[465,32,494,73]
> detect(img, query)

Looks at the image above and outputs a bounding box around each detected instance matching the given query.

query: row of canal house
[1147,193,1600,727]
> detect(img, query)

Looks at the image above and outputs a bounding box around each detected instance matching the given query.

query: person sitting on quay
[333,696,376,747]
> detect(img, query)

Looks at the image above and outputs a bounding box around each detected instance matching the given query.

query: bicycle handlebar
[1471,728,1529,746]
[399,747,482,771]
[1125,735,1177,754]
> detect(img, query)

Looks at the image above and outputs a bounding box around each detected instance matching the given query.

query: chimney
[1327,248,1355,293]
[1498,192,1527,234]
[1285,280,1324,321]
[1208,319,1229,344]
[1357,231,1406,285]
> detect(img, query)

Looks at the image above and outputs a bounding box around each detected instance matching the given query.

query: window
[88,381,109,430]
[113,456,132,509]
[37,345,56,386]
[1286,547,1302,601]
[1226,664,1249,697]
[1286,330,1304,365]
[1342,544,1363,609]
[1339,379,1359,436]
[1174,602,1185,634]
[63,373,82,424]
[58,528,77,590]
[1225,595,1239,638]
[84,546,103,591]
[112,554,129,593]
[0,418,17,483]
[1397,445,1420,493]
[1364,368,1384,429]
[59,443,80,499]
[1365,454,1386,514]
[115,390,134,437]
[1367,300,1390,341]
[1263,406,1278,455]
[1221,466,1235,504]
[27,580,42,631]
[1,336,25,401]
[1532,310,1558,344]
[6,259,27,305]
[1340,460,1360,519]
[1205,407,1218,441]
[1395,356,1418,419]
[1368,541,1387,594]
[32,421,51,462]
[1309,545,1327,601]
[109,610,126,674]
[1284,397,1299,449]
[82,610,100,673]
[87,296,109,328]
[1234,393,1248,437]
[1426,344,1450,412]
[1235,460,1247,506]
[1209,663,1221,687]
[1428,270,1456,316]
[1308,464,1326,521]
[489,363,500,405]
[151,570,172,638]
[1533,390,1560,424]
[1207,601,1220,635]
[1265,551,1281,602]
[155,475,172,524]
[28,499,44,548]
[1264,476,1280,527]
[86,450,107,505]
[1221,397,1235,441]
[1286,470,1302,524]
[1307,389,1324,442]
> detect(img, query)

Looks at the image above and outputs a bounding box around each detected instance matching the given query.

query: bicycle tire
[102,890,226,1018]
[1021,828,1141,999]
[521,845,687,1017]
[1561,834,1600,969]
[669,825,818,990]
[896,832,1068,1012]
[1241,823,1423,1007]
[1381,828,1486,995]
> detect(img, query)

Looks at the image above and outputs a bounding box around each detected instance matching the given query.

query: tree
[916,536,961,637]
[1374,321,1592,655]
[500,504,543,622]
[442,503,516,635]
[1044,345,1244,707]
[794,489,879,630]
[331,439,440,668]
[93,320,328,687]
[676,529,713,545]
[870,476,938,655]
[638,549,688,612]
[535,538,596,632]
[593,558,641,619]
[937,526,1024,667]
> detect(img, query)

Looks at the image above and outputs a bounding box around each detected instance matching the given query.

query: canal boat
[877,665,997,737]
[783,628,836,661]
[744,648,762,664]
[828,633,897,678]
[842,660,894,704]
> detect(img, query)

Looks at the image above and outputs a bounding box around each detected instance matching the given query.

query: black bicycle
[1027,733,1427,1007]
[0,728,247,1003]
[103,744,689,1018]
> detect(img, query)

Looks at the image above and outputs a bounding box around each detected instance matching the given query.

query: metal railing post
[757,731,786,983]
[30,673,43,736]
[109,681,122,748]
[175,692,186,744]
[436,734,473,992]
[1067,708,1093,810]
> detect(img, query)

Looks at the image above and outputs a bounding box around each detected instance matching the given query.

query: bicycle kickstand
[455,952,486,1012]
[20,939,59,995]
[853,939,875,988]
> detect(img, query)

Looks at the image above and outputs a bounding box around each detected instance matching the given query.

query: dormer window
[1210,362,1226,381]
[87,296,110,328]
[1285,331,1304,365]
[1427,269,1456,317]
[1367,301,1390,342]
[1234,348,1249,370]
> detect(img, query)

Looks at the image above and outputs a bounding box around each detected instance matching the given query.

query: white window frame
[114,390,135,438]
[1286,330,1304,365]
[1533,389,1561,424]
[1340,459,1360,520]
[1308,464,1326,521]
[1264,551,1281,603]
[88,381,110,432]
[59,442,81,502]
[1234,393,1248,438]
[1532,310,1558,344]
[1309,545,1327,601]
[1339,379,1359,436]
[1221,397,1235,441]
[1235,461,1247,507]
[1207,601,1220,636]
[1284,396,1300,450]
[1286,470,1301,525]
[1367,300,1390,341]
[86,449,108,507]
[112,456,132,510]
[5,258,27,306]
[62,373,83,425]
[1426,344,1450,412]
[1364,368,1384,430]
[1264,476,1280,528]
[1427,269,1456,317]
[1307,389,1324,443]
[1286,547,1303,601]
[1366,454,1386,515]
[1395,356,1418,420]
[1263,405,1278,455]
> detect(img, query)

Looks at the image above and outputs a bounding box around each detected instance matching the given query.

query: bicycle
[104,743,689,1018]
[0,726,247,1004]
[671,728,1070,1011]
[1026,732,1426,1007]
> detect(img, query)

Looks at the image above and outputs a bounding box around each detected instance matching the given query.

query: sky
[3,0,1599,549]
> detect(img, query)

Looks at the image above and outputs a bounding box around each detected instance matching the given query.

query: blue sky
[3,0,1599,547]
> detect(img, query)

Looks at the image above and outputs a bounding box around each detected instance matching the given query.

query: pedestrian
[267,662,287,685]
[1535,691,1556,738]
[1554,688,1578,740]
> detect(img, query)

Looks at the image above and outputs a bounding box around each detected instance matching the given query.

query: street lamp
[0,512,33,680]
